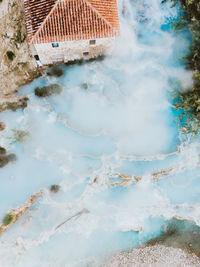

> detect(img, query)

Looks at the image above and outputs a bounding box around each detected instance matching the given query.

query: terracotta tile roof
[24,0,120,44]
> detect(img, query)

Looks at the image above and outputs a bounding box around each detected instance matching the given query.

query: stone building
[24,0,120,65]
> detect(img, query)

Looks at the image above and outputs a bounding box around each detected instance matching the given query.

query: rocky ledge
[0,0,46,113]
[0,191,43,235]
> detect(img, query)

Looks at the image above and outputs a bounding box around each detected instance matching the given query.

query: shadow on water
[147,218,200,257]
[64,55,106,67]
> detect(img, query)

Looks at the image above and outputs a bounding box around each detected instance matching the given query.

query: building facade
[24,0,120,65]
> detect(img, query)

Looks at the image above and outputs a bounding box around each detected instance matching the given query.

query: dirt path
[0,0,45,113]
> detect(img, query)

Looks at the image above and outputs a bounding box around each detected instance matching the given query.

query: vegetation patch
[81,83,89,90]
[50,184,61,193]
[0,96,29,113]
[0,146,6,155]
[0,149,17,168]
[7,153,17,162]
[162,0,200,134]
[47,65,63,77]
[12,129,29,143]
[0,155,9,168]
[147,218,200,257]
[2,213,16,226]
[35,84,62,97]
[6,50,15,61]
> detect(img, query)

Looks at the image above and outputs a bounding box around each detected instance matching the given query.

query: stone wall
[32,37,115,65]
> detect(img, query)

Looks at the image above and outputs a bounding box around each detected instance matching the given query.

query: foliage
[163,0,200,133]
[35,84,62,97]
[0,146,6,155]
[81,83,89,90]
[6,50,15,61]
[50,184,60,193]
[2,213,15,226]
[12,129,29,143]
[46,65,63,77]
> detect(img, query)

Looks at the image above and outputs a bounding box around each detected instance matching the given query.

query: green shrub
[163,0,200,133]
[2,213,15,226]
[6,51,15,61]
[50,184,60,193]
[0,146,6,155]
[35,84,62,97]
[47,65,63,77]
[81,83,88,90]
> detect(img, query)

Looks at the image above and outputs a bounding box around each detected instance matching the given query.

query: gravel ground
[103,245,200,267]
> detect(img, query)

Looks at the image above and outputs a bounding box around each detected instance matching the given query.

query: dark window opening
[89,40,96,45]
[83,52,89,56]
[34,55,39,61]
[52,42,59,48]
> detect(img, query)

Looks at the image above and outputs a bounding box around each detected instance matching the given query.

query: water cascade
[0,0,200,266]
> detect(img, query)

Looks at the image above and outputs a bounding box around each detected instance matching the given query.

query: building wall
[31,38,115,65]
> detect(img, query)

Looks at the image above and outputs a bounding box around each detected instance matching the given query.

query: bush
[0,155,9,168]
[6,51,15,61]
[7,153,17,162]
[2,213,15,226]
[35,84,62,97]
[0,146,6,155]
[81,83,88,90]
[50,184,60,193]
[47,65,63,77]
[163,0,200,133]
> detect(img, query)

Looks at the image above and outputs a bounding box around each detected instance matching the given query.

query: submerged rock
[35,84,62,97]
[0,122,6,131]
[46,65,63,77]
[103,245,200,267]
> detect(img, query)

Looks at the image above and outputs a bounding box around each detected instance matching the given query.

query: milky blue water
[0,0,199,266]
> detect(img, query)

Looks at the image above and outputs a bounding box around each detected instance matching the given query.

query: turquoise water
[0,0,199,266]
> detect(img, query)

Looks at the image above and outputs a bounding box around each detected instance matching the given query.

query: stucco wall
[31,38,115,65]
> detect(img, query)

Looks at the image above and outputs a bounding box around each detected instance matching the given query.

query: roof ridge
[30,0,60,44]
[29,0,119,44]
[83,0,118,33]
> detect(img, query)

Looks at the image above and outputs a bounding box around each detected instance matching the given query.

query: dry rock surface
[0,0,45,112]
[103,245,200,267]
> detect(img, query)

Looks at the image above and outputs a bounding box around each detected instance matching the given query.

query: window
[83,52,89,57]
[89,40,96,45]
[34,55,39,60]
[52,42,59,48]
